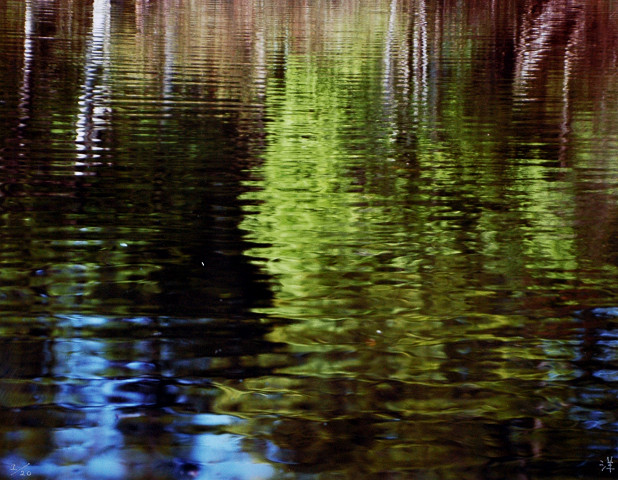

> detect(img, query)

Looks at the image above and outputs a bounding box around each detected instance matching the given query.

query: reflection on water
[0,0,617,478]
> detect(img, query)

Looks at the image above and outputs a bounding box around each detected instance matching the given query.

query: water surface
[1,0,618,478]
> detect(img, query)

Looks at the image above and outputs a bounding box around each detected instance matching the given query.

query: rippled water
[1,0,618,478]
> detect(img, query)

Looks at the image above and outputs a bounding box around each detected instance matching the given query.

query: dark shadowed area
[0,0,617,478]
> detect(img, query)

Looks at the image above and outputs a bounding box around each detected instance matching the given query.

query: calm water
[1,0,618,478]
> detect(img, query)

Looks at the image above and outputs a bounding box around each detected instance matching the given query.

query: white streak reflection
[75,0,112,169]
[17,0,34,139]
[514,0,568,98]
[411,0,428,120]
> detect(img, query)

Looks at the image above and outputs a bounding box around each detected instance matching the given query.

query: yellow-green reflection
[229,0,618,475]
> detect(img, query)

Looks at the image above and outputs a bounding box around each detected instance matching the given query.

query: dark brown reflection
[1,0,273,318]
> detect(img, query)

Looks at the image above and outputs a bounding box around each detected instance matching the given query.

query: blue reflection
[0,311,276,480]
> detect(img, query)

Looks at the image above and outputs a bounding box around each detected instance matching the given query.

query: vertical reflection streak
[419,0,428,108]
[411,0,428,119]
[17,0,34,142]
[382,0,398,141]
[75,0,112,168]
[398,9,410,104]
[251,1,267,144]
[559,5,585,167]
[162,0,177,114]
[514,0,566,98]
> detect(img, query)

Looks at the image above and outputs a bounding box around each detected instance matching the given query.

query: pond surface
[1,0,618,478]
